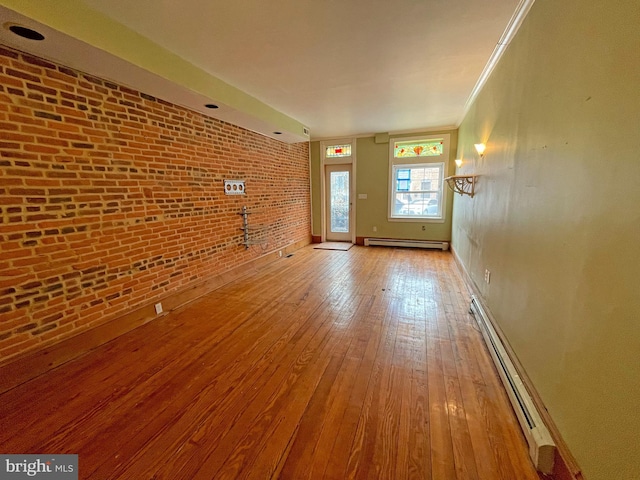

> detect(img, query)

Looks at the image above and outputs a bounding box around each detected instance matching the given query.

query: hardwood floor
[0,246,542,479]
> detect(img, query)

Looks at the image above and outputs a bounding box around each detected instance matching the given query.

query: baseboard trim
[0,237,310,394]
[450,245,584,480]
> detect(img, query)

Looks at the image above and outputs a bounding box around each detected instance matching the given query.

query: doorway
[324,164,352,242]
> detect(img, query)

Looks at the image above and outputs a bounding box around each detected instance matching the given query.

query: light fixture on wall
[445,174,478,197]
[446,153,478,197]
[474,143,486,157]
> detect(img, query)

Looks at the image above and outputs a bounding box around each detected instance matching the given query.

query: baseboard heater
[469,295,555,474]
[364,238,449,250]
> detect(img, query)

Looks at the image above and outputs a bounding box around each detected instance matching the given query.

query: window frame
[388,134,450,223]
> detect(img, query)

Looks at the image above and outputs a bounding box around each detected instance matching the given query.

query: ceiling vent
[302,126,310,136]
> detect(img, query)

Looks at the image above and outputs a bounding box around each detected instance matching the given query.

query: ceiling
[0,0,527,141]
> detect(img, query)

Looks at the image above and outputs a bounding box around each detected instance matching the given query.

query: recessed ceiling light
[273,131,282,135]
[204,104,219,109]
[6,24,45,41]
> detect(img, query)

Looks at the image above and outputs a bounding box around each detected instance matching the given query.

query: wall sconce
[446,147,482,197]
[445,174,478,197]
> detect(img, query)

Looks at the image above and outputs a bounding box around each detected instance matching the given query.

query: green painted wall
[452,1,640,479]
[311,130,457,241]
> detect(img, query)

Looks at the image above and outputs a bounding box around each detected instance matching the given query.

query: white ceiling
[0,0,525,140]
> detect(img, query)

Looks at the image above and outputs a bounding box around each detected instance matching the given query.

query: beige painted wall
[452,1,640,479]
[311,131,457,240]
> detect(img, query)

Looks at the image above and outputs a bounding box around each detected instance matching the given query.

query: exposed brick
[9,188,46,196]
[7,87,24,96]
[22,55,57,70]
[0,45,310,364]
[0,75,24,89]
[7,168,43,177]
[35,111,62,122]
[46,171,77,179]
[57,66,78,78]
[6,68,40,83]
[26,82,57,96]
[25,144,61,154]
[32,324,57,335]
[26,213,57,221]
[16,322,37,333]
[27,92,44,102]
[42,312,63,324]
[0,47,19,59]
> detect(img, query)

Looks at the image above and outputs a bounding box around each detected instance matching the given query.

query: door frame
[325,164,352,242]
[319,138,356,243]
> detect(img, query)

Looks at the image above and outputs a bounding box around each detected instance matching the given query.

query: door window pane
[330,171,349,233]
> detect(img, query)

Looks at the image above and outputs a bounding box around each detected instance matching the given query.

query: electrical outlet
[154,302,163,314]
[279,250,283,257]
[373,226,377,232]
[422,225,426,231]
[484,269,491,284]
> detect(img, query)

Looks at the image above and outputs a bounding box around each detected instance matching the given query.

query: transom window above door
[321,139,355,165]
[325,144,352,158]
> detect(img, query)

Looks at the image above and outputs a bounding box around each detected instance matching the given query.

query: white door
[325,165,352,242]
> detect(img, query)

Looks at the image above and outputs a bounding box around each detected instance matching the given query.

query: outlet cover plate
[224,180,246,195]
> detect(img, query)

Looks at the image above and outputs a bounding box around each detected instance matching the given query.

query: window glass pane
[330,171,349,233]
[397,179,410,192]
[394,193,412,216]
[326,144,352,158]
[395,165,441,192]
[394,139,443,158]
[395,193,440,216]
[392,164,442,218]
[397,169,410,180]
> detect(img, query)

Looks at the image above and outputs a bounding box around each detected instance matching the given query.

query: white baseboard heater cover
[469,295,556,474]
[364,238,449,250]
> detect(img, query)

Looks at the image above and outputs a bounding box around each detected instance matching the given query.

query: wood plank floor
[0,246,543,479]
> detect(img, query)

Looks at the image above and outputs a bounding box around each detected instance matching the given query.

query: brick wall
[0,46,310,362]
